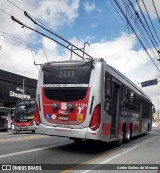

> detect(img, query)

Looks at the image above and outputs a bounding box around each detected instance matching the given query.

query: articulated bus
[12,99,36,134]
[35,58,153,144]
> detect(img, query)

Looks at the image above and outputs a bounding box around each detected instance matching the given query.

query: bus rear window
[43,63,93,84]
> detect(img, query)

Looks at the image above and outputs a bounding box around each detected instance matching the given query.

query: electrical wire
[0,8,11,16]
[104,0,126,31]
[0,36,62,61]
[125,0,160,58]
[6,0,93,60]
[151,0,160,24]
[135,0,159,48]
[6,0,63,40]
[35,25,49,62]
[113,0,160,72]
[121,0,158,59]
[0,31,61,58]
[141,0,160,44]
[23,27,36,63]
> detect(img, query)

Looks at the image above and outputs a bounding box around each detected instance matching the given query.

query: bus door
[110,79,121,138]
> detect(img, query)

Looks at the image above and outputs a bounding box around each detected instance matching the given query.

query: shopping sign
[141,79,157,87]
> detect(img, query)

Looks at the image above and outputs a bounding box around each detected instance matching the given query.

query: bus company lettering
[9,91,31,100]
[75,103,87,107]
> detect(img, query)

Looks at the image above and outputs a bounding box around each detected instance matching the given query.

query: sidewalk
[0,129,12,136]
[152,122,160,127]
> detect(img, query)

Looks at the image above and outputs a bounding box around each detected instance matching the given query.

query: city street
[1,1,160,173]
[0,125,160,173]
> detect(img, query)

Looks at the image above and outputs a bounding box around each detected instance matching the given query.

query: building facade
[0,70,37,130]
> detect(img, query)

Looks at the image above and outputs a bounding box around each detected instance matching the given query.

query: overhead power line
[151,0,160,25]
[141,0,160,44]
[126,0,160,58]
[113,0,160,72]
[0,36,60,60]
[6,0,93,60]
[135,0,159,48]
[6,0,62,39]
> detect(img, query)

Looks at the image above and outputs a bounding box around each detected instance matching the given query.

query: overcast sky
[0,0,160,109]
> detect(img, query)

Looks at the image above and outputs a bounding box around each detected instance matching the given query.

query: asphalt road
[0,126,160,173]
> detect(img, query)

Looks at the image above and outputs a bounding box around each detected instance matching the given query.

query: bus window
[129,90,135,110]
[105,74,112,98]
[105,74,112,114]
[134,94,140,112]
[121,86,128,109]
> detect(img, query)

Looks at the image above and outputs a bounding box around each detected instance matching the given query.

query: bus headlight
[52,103,59,110]
[67,104,75,111]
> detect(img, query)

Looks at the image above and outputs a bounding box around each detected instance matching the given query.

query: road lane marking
[60,146,137,173]
[81,146,137,173]
[60,147,119,173]
[61,136,158,173]
[0,141,71,159]
[82,136,159,172]
[0,135,49,143]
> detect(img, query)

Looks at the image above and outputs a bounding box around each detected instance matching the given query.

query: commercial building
[0,69,37,131]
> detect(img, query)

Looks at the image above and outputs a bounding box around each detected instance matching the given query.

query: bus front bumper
[14,124,35,131]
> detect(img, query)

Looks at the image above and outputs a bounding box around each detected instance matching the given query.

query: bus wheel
[116,131,123,146]
[32,130,35,134]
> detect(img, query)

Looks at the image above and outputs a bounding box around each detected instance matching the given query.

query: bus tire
[116,131,123,146]
[32,130,35,134]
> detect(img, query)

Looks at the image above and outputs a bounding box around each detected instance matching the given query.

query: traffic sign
[141,79,157,87]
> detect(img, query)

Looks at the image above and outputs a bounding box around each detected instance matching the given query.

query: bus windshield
[15,100,36,122]
[43,62,93,85]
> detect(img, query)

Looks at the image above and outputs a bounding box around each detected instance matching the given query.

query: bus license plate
[58,116,69,121]
[20,127,28,130]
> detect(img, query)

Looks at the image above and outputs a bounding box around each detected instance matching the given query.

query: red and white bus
[12,99,36,134]
[35,58,153,144]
